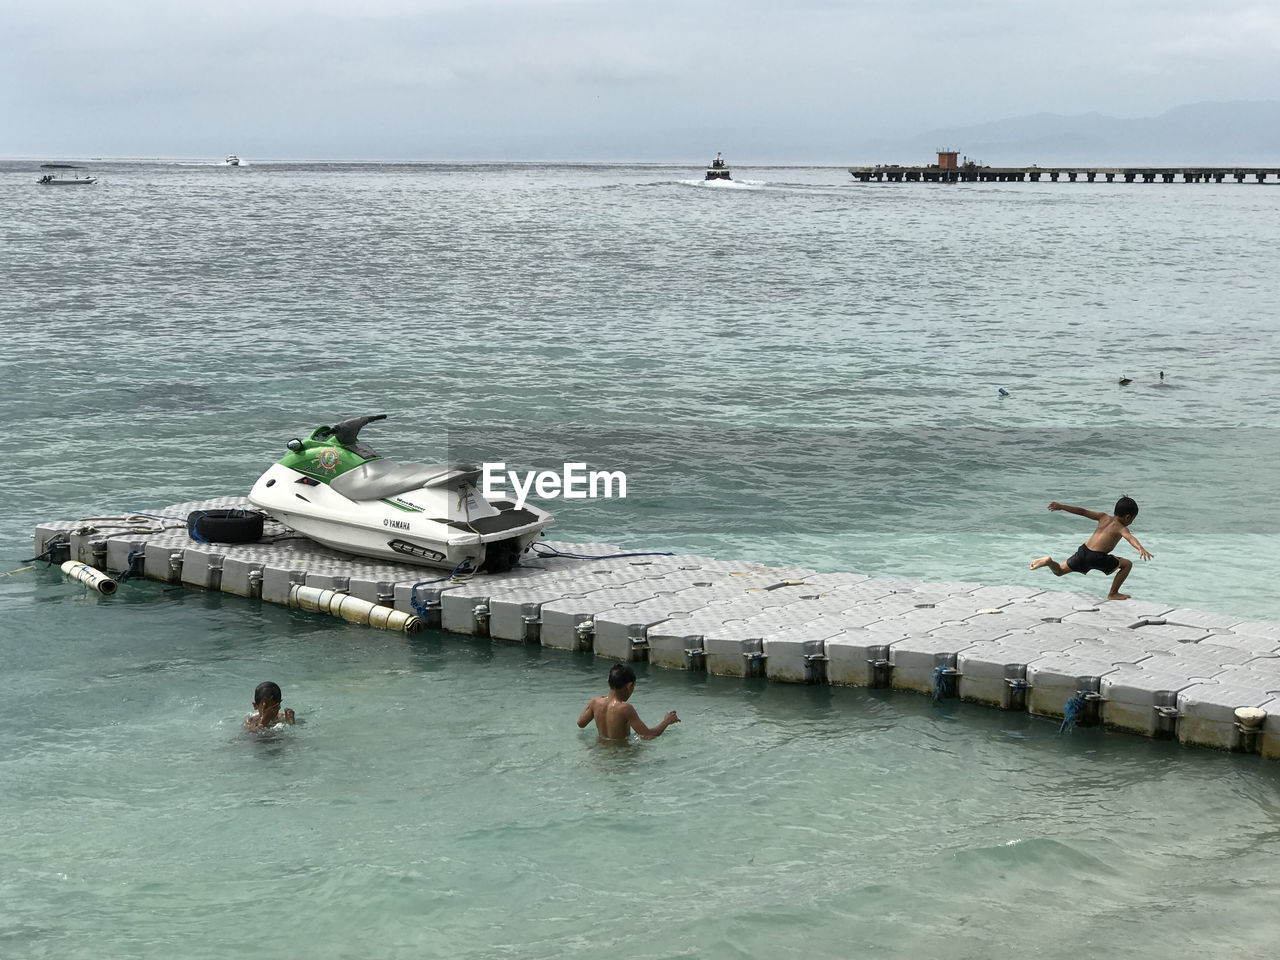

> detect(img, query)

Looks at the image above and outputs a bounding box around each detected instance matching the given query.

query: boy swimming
[244,680,296,731]
[577,663,679,742]
[1031,496,1154,600]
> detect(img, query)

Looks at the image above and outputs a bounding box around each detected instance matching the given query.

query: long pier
[848,164,1280,183]
[32,497,1280,759]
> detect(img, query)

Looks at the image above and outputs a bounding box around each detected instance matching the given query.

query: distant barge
[850,150,1280,183]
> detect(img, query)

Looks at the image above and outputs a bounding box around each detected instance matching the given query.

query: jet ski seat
[330,460,483,501]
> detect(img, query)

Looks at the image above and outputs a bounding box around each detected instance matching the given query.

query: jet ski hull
[249,463,553,571]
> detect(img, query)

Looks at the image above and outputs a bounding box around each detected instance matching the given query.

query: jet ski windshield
[316,414,388,460]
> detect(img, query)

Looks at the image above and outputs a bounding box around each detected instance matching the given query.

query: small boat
[249,414,555,573]
[37,163,97,185]
[224,155,240,166]
[705,152,731,181]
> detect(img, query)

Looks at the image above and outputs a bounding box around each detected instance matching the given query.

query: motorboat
[248,414,554,573]
[37,163,97,185]
[705,152,731,181]
[224,155,241,166]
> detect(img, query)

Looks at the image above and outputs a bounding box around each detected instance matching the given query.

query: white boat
[37,164,97,185]
[249,415,555,573]
[224,155,240,166]
[705,152,731,181]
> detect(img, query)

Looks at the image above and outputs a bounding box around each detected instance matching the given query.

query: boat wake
[677,178,764,190]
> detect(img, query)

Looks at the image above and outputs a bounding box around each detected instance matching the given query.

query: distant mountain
[858,101,1280,166]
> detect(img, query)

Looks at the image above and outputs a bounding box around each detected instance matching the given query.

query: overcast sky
[4,0,1278,162]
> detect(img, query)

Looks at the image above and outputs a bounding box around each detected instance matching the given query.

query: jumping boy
[1030,496,1154,600]
[577,663,679,742]
[244,681,296,730]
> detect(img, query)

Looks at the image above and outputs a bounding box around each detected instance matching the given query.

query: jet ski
[248,414,553,573]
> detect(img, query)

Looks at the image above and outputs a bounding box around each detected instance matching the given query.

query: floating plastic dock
[32,498,1280,758]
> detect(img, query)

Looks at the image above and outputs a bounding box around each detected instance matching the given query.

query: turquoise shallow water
[2,161,1280,957]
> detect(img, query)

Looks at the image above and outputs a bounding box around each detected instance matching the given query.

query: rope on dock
[1060,693,1087,733]
[530,543,676,561]
[407,559,484,619]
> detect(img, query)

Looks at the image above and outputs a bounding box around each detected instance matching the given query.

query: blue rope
[1060,693,1088,734]
[187,511,209,543]
[931,664,952,703]
[408,560,473,619]
[117,548,143,582]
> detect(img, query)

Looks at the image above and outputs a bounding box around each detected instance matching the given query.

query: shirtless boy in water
[577,663,679,742]
[244,681,296,731]
[1031,496,1154,600]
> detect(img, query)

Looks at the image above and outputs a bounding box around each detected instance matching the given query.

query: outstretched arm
[628,707,680,740]
[1049,501,1104,521]
[1122,528,1154,561]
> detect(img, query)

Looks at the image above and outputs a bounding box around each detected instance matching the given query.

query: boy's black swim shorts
[1066,543,1120,575]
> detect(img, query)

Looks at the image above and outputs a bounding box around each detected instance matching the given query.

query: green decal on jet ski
[276,423,378,483]
[277,442,364,482]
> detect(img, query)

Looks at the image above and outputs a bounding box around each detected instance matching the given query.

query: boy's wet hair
[1115,496,1139,519]
[608,663,636,690]
[254,681,283,705]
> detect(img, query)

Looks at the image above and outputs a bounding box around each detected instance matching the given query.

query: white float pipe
[60,560,118,596]
[288,584,423,634]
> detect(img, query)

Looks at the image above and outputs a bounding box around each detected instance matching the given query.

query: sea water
[2,160,1279,958]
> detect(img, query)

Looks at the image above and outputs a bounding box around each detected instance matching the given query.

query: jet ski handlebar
[318,414,388,447]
